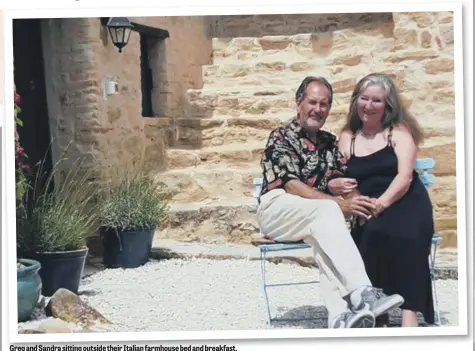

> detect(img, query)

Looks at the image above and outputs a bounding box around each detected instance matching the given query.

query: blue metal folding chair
[253,157,442,326]
[415,158,442,327]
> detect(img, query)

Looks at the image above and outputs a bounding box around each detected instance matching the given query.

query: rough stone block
[421,31,432,48]
[407,12,436,28]
[439,24,454,44]
[384,49,439,63]
[46,289,110,329]
[393,27,419,47]
[419,142,456,176]
[332,77,357,94]
[438,12,453,24]
[424,58,454,74]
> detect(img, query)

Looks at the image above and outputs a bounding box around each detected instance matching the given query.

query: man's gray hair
[295,76,333,107]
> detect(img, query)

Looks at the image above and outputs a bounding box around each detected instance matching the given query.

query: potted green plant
[17,156,100,297]
[98,169,171,269]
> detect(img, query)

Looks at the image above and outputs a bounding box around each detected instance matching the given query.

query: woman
[329,73,435,327]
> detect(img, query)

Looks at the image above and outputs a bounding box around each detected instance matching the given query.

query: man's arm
[285,179,374,219]
[262,129,375,219]
[284,179,341,201]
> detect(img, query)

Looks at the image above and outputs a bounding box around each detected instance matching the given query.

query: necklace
[359,129,381,139]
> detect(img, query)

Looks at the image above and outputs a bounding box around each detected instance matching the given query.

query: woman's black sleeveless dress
[345,129,435,325]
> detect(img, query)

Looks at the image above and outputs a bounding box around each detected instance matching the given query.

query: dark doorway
[13,18,53,181]
[140,33,154,117]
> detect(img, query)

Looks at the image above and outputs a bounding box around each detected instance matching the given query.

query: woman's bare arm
[378,126,418,208]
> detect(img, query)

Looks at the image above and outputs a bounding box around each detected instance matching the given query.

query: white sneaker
[328,303,375,328]
[350,286,404,317]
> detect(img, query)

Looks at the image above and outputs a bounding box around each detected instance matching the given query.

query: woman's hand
[371,198,388,217]
[328,177,358,196]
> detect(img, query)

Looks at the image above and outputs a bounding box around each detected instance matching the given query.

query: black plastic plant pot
[35,247,88,297]
[100,227,154,269]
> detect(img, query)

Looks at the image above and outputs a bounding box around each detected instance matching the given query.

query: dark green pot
[35,247,88,297]
[17,258,42,322]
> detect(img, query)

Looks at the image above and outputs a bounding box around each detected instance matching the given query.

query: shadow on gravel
[270,304,451,329]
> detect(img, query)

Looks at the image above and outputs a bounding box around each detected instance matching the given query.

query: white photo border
[2,0,470,345]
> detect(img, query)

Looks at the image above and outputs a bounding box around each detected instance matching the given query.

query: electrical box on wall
[103,79,119,100]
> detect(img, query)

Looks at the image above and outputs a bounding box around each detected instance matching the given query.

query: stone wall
[328,12,457,246]
[40,13,458,248]
[209,13,393,37]
[158,11,457,248]
[41,16,213,174]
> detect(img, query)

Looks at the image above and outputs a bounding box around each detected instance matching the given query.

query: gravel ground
[71,258,459,332]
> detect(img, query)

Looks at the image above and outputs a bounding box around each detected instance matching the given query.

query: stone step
[167,142,265,169]
[203,56,322,80]
[154,193,458,253]
[156,164,262,204]
[211,34,317,63]
[170,113,351,148]
[150,239,458,278]
[185,86,298,116]
[202,70,334,87]
[210,21,395,64]
[171,115,289,148]
[156,199,260,244]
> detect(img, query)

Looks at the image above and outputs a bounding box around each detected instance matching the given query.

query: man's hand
[338,195,376,220]
[328,177,358,195]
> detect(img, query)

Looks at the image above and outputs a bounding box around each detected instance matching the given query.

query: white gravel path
[72,258,459,332]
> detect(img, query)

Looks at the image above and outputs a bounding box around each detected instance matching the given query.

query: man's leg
[257,190,375,327]
[257,190,404,323]
[258,190,371,291]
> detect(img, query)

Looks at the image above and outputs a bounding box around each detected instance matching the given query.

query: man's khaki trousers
[256,189,372,321]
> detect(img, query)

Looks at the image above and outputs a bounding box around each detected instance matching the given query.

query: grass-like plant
[99,171,171,232]
[16,154,100,256]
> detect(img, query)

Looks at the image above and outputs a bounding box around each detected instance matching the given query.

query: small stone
[328,53,363,67]
[45,288,111,329]
[438,12,453,24]
[421,31,432,49]
[393,28,418,47]
[332,77,357,94]
[384,49,438,63]
[424,58,454,75]
[407,12,436,28]
[439,24,454,45]
[18,329,45,334]
[38,318,73,333]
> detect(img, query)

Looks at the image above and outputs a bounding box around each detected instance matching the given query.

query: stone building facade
[16,12,457,248]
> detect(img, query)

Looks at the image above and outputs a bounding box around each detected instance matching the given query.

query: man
[256,76,404,328]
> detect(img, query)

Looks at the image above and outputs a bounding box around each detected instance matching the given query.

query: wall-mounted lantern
[101,17,134,53]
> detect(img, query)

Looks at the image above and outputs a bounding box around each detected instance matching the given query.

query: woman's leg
[401,310,419,327]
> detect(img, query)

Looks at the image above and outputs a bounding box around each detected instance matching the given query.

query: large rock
[46,288,110,329]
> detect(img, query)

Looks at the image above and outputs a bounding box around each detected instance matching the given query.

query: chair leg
[432,273,441,326]
[260,249,272,325]
[429,241,441,326]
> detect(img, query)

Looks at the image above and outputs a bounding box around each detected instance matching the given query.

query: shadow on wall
[208,12,394,38]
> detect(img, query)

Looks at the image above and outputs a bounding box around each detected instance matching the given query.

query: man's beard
[303,114,325,132]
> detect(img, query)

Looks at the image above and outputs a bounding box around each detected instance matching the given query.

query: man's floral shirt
[259,118,347,198]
